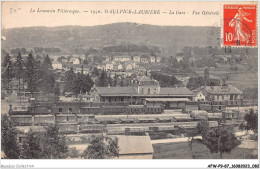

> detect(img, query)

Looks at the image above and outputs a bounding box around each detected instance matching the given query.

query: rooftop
[95,86,193,96]
[205,85,243,95]
[115,135,154,155]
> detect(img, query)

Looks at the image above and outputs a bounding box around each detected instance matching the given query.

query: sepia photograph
[1,1,259,168]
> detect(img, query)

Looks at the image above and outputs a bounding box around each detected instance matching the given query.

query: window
[59,108,62,113]
[68,108,72,112]
[148,88,150,94]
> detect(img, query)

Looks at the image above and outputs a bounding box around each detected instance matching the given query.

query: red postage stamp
[223,4,257,47]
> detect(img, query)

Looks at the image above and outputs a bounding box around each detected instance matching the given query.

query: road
[151,136,202,144]
[151,131,255,145]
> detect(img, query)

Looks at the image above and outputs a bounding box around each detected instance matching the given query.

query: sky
[1,1,257,29]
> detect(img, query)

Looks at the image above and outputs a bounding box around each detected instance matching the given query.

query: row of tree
[188,109,258,158]
[150,71,180,87]
[2,52,58,94]
[63,67,94,95]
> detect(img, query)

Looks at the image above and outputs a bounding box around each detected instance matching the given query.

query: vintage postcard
[1,1,259,169]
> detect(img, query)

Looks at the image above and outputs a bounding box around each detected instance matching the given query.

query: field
[153,140,258,159]
[192,64,258,91]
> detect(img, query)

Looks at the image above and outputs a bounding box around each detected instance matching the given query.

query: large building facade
[90,76,193,104]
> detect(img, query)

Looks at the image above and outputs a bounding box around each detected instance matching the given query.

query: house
[114,56,131,62]
[189,57,197,62]
[140,58,149,64]
[104,61,114,71]
[192,91,205,102]
[75,67,89,75]
[196,85,243,105]
[156,57,161,63]
[70,57,80,65]
[150,56,156,63]
[67,135,154,159]
[52,61,62,70]
[114,61,124,71]
[124,62,135,71]
[133,56,141,62]
[105,56,111,62]
[176,56,183,62]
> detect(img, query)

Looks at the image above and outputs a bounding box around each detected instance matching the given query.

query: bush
[68,147,80,158]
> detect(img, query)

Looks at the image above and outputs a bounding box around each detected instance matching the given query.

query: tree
[1,114,21,159]
[244,109,258,133]
[91,67,99,76]
[14,52,24,83]
[82,135,119,159]
[98,70,108,87]
[2,53,14,89]
[203,127,241,159]
[41,72,55,94]
[41,125,68,159]
[187,77,205,90]
[108,73,112,86]
[113,73,118,86]
[243,88,258,100]
[73,73,94,95]
[68,147,80,158]
[57,56,65,62]
[20,130,42,159]
[196,119,209,140]
[64,67,76,93]
[53,83,61,96]
[42,54,53,71]
[25,53,38,93]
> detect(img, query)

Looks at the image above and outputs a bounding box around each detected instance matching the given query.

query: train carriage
[11,115,32,126]
[34,115,55,126]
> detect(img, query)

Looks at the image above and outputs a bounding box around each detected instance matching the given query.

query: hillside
[2,22,220,53]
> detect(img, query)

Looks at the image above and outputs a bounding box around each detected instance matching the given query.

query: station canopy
[144,98,190,102]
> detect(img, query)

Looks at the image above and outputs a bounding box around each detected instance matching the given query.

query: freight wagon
[58,123,78,134]
[79,124,105,133]
[34,115,55,126]
[56,114,77,123]
[11,115,32,126]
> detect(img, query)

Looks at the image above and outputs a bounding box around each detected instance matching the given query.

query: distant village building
[140,58,149,64]
[75,67,89,75]
[150,56,156,63]
[70,57,80,65]
[133,56,141,62]
[105,56,111,62]
[156,56,161,63]
[114,61,124,71]
[52,61,63,70]
[104,61,114,71]
[176,56,183,62]
[114,56,131,62]
[124,62,135,71]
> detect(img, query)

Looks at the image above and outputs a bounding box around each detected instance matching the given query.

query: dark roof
[136,76,154,82]
[95,86,192,97]
[96,87,137,96]
[205,85,243,94]
[159,87,193,96]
